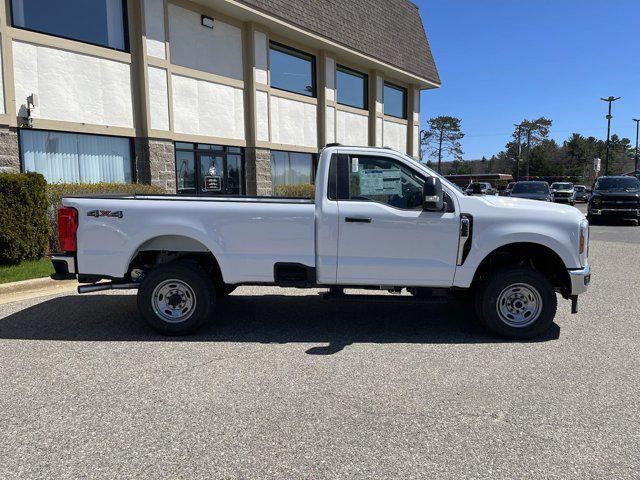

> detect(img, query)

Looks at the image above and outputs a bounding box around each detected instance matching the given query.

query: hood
[477,195,582,218]
[591,190,640,199]
[552,188,574,193]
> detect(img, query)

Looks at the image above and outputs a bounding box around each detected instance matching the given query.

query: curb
[0,277,78,305]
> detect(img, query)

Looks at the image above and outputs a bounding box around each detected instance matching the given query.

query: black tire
[137,262,216,335]
[475,266,557,340]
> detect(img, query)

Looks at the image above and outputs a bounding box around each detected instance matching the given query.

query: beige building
[0,0,440,195]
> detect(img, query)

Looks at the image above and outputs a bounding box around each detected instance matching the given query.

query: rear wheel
[475,266,556,339]
[137,262,216,335]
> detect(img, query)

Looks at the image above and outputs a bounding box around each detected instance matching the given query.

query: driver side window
[347,155,424,209]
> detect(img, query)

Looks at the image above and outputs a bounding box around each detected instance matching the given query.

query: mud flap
[570,295,578,314]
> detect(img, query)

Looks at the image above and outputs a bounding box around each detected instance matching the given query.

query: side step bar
[77,282,140,294]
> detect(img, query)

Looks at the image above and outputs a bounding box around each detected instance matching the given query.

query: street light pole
[633,118,640,176]
[600,96,621,176]
[514,123,522,181]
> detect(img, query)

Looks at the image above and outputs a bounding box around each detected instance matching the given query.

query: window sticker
[358,168,402,196]
[352,158,359,173]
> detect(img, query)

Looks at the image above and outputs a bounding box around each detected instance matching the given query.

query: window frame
[383,82,408,120]
[18,127,135,183]
[9,0,130,53]
[268,41,317,98]
[329,152,455,212]
[336,64,369,111]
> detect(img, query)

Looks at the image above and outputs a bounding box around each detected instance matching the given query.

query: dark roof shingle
[239,0,440,85]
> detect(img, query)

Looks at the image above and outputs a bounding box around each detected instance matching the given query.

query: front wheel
[475,267,557,339]
[137,262,216,335]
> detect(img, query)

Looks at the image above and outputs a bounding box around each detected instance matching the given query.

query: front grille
[601,199,639,209]
[554,192,571,198]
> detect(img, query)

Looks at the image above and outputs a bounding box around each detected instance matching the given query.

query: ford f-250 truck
[51,146,591,339]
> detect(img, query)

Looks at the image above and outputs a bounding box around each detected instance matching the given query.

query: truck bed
[62,195,316,284]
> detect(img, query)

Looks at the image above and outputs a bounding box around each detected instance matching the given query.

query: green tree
[512,117,553,178]
[450,159,473,174]
[421,116,465,173]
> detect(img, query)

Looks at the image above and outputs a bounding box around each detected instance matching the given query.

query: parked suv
[574,185,589,203]
[588,176,640,224]
[509,181,553,202]
[550,182,575,206]
[465,182,496,196]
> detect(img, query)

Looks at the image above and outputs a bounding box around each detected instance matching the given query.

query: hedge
[274,183,316,199]
[0,173,49,265]
[46,183,166,252]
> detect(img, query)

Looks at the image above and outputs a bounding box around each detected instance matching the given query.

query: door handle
[345,217,372,223]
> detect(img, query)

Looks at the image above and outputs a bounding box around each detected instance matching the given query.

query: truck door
[335,153,459,287]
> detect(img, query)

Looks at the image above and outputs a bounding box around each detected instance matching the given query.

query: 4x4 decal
[87,210,123,219]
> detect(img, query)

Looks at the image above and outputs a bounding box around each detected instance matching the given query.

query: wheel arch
[470,242,571,296]
[126,234,226,288]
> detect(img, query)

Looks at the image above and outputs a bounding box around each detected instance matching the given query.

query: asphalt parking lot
[1,202,639,479]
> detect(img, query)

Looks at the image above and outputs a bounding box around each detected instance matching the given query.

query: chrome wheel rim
[151,279,197,323]
[496,283,542,328]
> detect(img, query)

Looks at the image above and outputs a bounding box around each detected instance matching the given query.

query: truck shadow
[0,293,560,354]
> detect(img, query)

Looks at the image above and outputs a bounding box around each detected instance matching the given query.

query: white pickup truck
[51,146,590,339]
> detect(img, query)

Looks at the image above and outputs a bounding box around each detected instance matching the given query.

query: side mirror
[423,177,444,211]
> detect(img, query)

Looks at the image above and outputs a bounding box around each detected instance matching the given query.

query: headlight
[579,219,589,266]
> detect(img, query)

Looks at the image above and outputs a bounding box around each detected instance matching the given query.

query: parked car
[588,176,640,224]
[574,185,589,203]
[465,182,496,196]
[550,182,576,206]
[51,146,590,340]
[509,181,553,202]
[503,182,516,196]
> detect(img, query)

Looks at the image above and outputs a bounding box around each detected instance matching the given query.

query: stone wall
[0,127,20,173]
[245,147,272,196]
[135,137,176,193]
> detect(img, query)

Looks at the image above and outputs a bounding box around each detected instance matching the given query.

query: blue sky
[416,0,639,160]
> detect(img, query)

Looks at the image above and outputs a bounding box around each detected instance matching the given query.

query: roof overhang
[190,0,441,89]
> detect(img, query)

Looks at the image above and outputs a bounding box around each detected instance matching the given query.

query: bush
[274,183,316,199]
[0,173,50,265]
[47,182,166,251]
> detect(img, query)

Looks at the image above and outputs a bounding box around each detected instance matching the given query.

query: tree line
[421,116,637,181]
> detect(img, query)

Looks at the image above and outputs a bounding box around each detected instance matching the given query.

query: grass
[0,258,54,284]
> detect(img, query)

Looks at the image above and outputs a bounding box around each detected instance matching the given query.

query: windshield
[594,177,640,192]
[574,186,585,192]
[551,183,573,190]
[512,182,549,194]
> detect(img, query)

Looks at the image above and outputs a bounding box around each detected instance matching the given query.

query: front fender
[453,221,580,288]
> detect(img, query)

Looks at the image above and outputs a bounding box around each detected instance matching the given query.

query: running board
[320,291,448,304]
[77,282,140,294]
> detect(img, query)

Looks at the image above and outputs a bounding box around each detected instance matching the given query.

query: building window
[11,0,128,51]
[20,130,132,184]
[336,66,368,110]
[175,143,244,196]
[269,42,316,97]
[383,82,407,119]
[270,151,316,190]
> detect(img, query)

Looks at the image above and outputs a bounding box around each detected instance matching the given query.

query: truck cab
[52,146,591,339]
